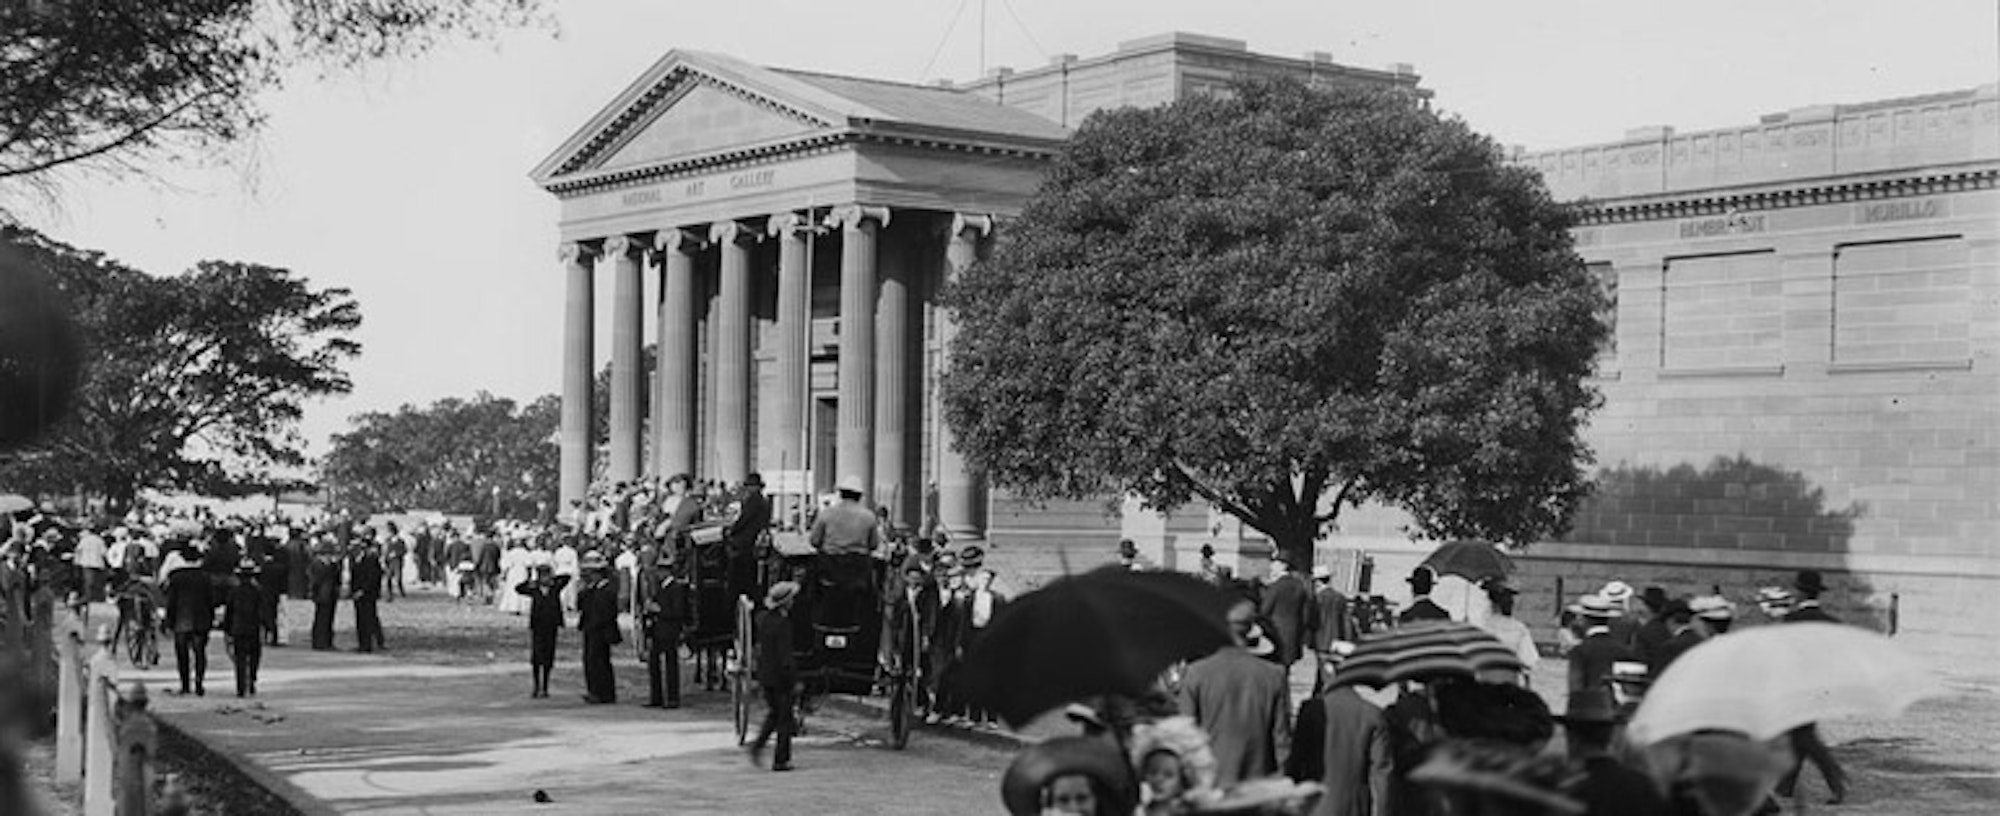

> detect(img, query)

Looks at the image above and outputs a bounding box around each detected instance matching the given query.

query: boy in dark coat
[220,559,268,697]
[518,563,569,698]
[748,581,800,772]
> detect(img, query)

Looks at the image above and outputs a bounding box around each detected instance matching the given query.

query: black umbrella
[959,568,1237,728]
[1418,539,1516,584]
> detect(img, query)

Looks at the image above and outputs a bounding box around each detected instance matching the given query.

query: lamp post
[489,485,501,520]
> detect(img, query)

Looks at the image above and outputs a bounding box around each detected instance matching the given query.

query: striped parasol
[1333,621,1525,688]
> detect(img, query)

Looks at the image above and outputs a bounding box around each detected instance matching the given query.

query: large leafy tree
[943,79,1608,566]
[321,392,559,517]
[0,224,360,507]
[0,0,543,185]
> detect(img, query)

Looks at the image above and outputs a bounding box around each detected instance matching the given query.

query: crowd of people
[1003,557,1851,816]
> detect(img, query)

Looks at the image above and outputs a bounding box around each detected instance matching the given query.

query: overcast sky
[13,0,1998,458]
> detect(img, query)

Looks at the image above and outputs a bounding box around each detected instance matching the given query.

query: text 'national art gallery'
[534,33,1999,669]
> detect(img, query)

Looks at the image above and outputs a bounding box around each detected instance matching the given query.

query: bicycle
[117,579,161,669]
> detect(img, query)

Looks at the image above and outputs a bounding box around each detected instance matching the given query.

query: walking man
[1259,556,1313,667]
[1775,570,1848,805]
[383,527,407,601]
[748,580,800,772]
[1177,598,1291,787]
[577,551,621,704]
[644,565,690,708]
[1397,567,1451,624]
[163,550,218,696]
[220,558,267,697]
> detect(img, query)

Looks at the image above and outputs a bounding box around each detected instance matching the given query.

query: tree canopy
[321,392,559,517]
[0,223,360,507]
[0,0,543,185]
[942,78,1608,564]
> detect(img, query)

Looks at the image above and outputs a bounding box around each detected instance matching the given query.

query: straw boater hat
[579,550,609,571]
[1689,595,1737,621]
[1599,581,1635,605]
[1754,586,1795,611]
[764,581,800,609]
[1311,565,1332,581]
[235,557,260,576]
[1573,594,1623,619]
[960,545,985,570]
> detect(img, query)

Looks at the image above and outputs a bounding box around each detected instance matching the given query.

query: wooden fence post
[28,587,54,695]
[54,612,83,784]
[114,680,155,816]
[84,626,118,816]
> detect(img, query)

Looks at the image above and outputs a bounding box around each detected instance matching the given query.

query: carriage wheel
[732,596,756,745]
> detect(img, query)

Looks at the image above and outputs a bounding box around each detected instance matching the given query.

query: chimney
[1050,53,1078,66]
[988,66,1014,80]
[1305,51,1334,64]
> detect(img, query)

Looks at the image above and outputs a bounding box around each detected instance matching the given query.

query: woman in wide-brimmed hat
[1000,735,1139,816]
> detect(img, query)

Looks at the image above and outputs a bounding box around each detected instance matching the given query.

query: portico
[532,50,1067,537]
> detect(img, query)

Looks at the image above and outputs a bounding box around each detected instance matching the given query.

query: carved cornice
[544,130,1056,199]
[767,212,815,239]
[1574,167,1999,226]
[827,204,892,231]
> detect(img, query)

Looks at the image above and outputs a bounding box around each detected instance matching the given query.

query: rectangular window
[1833,237,1971,365]
[1587,261,1618,366]
[1661,251,1782,370]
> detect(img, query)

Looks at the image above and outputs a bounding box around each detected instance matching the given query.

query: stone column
[768,213,812,483]
[558,241,596,511]
[606,235,645,484]
[655,229,705,479]
[874,228,911,522]
[830,205,890,495]
[710,221,756,484]
[938,214,992,540]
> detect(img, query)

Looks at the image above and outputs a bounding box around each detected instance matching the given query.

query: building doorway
[812,398,837,496]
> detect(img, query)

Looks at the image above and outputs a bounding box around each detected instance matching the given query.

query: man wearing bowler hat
[1774,570,1847,805]
[748,580,801,771]
[1558,689,1670,816]
[1397,566,1450,625]
[220,558,268,697]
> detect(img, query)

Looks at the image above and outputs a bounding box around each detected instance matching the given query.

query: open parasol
[1627,621,1939,745]
[0,495,31,515]
[1418,539,1515,584]
[959,568,1237,728]
[1332,621,1525,688]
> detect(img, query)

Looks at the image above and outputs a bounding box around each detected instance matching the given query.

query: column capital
[709,220,760,246]
[827,204,892,231]
[557,241,597,264]
[950,213,995,238]
[767,211,818,238]
[655,228,707,255]
[602,234,644,258]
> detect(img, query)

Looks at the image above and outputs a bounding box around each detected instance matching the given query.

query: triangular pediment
[594,80,820,171]
[533,50,860,185]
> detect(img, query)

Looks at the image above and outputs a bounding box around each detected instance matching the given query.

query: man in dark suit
[644,566,691,708]
[1565,595,1633,696]
[1559,689,1670,816]
[1309,565,1353,669]
[307,543,342,651]
[163,554,220,696]
[1775,570,1848,805]
[1646,599,1703,677]
[886,561,938,707]
[259,542,290,646]
[725,474,772,595]
[1177,598,1291,787]
[1397,567,1451,625]
[577,551,622,704]
[472,530,502,604]
[1632,586,1674,668]
[350,543,385,652]
[220,559,268,697]
[1258,556,1314,667]
[1286,642,1390,816]
[748,580,800,772]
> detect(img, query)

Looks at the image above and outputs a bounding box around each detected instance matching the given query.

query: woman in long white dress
[497,540,530,615]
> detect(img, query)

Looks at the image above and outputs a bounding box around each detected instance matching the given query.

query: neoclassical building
[531,33,1423,534]
[537,34,1999,667]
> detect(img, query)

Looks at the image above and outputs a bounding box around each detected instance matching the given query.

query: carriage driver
[810,476,880,556]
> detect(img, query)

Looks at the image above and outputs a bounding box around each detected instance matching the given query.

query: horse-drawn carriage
[678,520,923,749]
